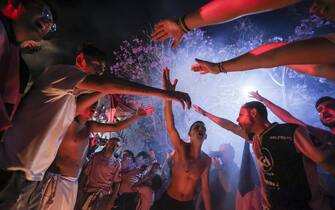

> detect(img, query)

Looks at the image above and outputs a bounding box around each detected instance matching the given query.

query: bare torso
[167,144,210,201]
[50,120,90,177]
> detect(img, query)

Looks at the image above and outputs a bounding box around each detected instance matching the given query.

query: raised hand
[151,19,185,48]
[191,58,220,75]
[136,106,154,117]
[211,157,221,169]
[162,68,192,109]
[193,104,206,116]
[248,91,263,101]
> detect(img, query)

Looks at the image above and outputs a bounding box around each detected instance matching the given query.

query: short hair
[315,96,335,108]
[123,149,135,158]
[243,101,268,120]
[77,43,106,63]
[188,121,205,135]
[136,151,150,160]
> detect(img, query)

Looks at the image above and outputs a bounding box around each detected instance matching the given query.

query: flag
[236,141,262,210]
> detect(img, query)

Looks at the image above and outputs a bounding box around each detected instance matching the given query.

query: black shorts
[151,192,194,210]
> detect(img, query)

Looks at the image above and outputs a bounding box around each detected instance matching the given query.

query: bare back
[167,143,211,201]
[51,120,90,177]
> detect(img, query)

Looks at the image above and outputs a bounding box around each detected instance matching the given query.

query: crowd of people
[0,0,334,209]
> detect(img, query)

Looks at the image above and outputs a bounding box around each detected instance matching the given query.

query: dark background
[24,0,322,74]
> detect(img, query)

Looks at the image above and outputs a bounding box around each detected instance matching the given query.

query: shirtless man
[37,93,153,210]
[0,43,191,208]
[152,68,211,210]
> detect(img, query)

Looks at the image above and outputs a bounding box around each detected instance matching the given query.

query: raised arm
[163,68,184,152]
[249,91,307,127]
[76,75,191,109]
[76,92,106,116]
[294,127,335,176]
[191,38,335,80]
[193,104,248,140]
[87,106,153,133]
[151,0,302,48]
[288,64,335,80]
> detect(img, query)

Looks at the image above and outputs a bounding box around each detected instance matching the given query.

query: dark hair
[77,43,106,63]
[243,101,268,120]
[315,96,335,108]
[108,137,121,143]
[136,151,150,160]
[122,149,135,162]
[150,175,162,190]
[22,0,57,22]
[188,121,205,135]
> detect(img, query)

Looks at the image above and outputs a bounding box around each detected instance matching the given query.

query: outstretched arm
[249,91,308,128]
[151,0,302,48]
[87,106,153,133]
[76,92,106,116]
[76,76,191,109]
[288,64,335,80]
[163,68,184,152]
[193,104,248,140]
[294,127,335,176]
[191,39,335,80]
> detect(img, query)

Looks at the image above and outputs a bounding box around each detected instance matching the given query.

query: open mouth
[323,115,334,123]
[34,18,50,36]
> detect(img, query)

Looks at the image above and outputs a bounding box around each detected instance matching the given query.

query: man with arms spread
[0,44,191,208]
[249,91,335,207]
[152,68,211,210]
[37,94,153,210]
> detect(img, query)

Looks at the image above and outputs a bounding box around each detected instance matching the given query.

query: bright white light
[241,85,255,97]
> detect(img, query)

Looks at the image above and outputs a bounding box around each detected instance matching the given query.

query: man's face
[189,122,207,142]
[310,0,335,20]
[84,56,106,76]
[237,107,254,134]
[105,140,119,154]
[14,1,55,42]
[317,101,335,128]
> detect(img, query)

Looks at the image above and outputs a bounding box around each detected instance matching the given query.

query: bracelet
[178,15,191,33]
[181,15,191,32]
[218,62,227,73]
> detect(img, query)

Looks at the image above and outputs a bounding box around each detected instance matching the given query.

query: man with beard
[249,91,335,208]
[236,101,333,210]
[152,68,212,210]
[76,138,122,210]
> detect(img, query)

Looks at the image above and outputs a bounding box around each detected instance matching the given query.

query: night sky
[24,0,331,76]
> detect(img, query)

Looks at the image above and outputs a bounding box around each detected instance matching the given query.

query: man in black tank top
[237,101,332,210]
